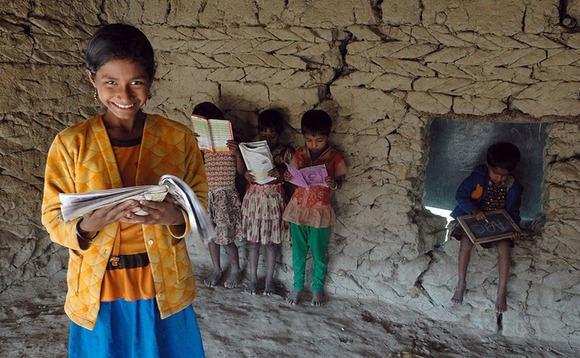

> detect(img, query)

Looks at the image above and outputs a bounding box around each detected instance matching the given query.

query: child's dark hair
[192,102,224,119]
[301,109,332,136]
[258,109,284,134]
[486,142,521,172]
[85,23,155,80]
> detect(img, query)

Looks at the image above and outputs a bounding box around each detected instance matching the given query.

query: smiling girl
[42,24,207,357]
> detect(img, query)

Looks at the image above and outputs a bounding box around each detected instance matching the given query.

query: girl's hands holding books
[268,168,282,181]
[229,140,247,175]
[80,197,184,232]
[283,170,293,182]
[227,140,240,154]
[325,176,336,190]
[79,199,144,233]
[244,170,256,183]
[325,175,343,190]
[132,197,185,226]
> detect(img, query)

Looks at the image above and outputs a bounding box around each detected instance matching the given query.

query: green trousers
[289,223,329,292]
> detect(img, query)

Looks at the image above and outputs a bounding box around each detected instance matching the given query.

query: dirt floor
[0,276,577,358]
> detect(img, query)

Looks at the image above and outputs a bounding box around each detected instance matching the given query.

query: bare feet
[286,290,302,305]
[451,286,465,305]
[243,280,257,295]
[263,281,275,296]
[311,291,324,307]
[224,269,242,289]
[496,293,507,313]
[204,270,222,288]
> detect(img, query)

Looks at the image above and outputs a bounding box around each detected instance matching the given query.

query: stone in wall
[282,0,377,27]
[0,22,35,63]
[546,122,580,159]
[381,1,422,25]
[422,0,526,36]
[453,96,507,115]
[407,92,453,114]
[513,81,580,116]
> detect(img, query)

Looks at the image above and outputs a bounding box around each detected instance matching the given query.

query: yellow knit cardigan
[41,114,208,330]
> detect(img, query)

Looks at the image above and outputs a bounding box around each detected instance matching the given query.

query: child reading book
[241,109,294,295]
[282,109,347,306]
[192,102,245,288]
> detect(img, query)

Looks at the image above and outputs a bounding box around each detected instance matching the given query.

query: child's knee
[459,237,473,250]
[496,241,511,254]
[224,242,238,253]
[265,242,279,251]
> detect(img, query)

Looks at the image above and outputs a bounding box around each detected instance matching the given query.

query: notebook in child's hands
[239,140,276,184]
[285,163,328,188]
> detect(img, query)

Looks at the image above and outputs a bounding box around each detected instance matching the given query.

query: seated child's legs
[452,235,474,305]
[495,239,512,313]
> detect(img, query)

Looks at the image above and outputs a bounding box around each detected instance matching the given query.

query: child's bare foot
[224,269,241,288]
[204,270,222,288]
[243,280,257,295]
[286,290,302,305]
[263,281,275,296]
[451,286,465,305]
[496,293,507,313]
[311,290,324,307]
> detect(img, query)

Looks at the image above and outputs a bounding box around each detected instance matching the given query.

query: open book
[239,140,276,184]
[191,115,233,152]
[59,175,214,242]
[285,163,328,188]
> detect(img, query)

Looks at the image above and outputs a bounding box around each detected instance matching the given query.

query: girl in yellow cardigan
[41,24,207,357]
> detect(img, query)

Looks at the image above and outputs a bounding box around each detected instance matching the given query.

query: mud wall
[1,0,578,346]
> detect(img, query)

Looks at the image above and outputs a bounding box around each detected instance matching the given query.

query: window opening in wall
[424,117,547,239]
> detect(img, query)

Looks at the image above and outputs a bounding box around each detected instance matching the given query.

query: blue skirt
[69,298,205,358]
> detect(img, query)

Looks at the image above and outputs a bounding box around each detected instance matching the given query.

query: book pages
[59,175,214,243]
[208,119,233,152]
[60,185,167,222]
[159,175,214,243]
[239,140,276,184]
[285,163,328,188]
[191,115,214,151]
[191,115,233,152]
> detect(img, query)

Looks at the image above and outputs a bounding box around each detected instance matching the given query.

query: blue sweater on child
[450,164,523,224]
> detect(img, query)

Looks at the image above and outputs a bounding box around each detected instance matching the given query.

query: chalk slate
[423,117,547,220]
[457,209,521,244]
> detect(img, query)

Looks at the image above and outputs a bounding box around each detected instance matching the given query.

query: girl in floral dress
[193,102,245,288]
[241,109,294,295]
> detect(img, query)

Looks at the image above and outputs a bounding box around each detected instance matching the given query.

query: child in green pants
[282,110,346,306]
